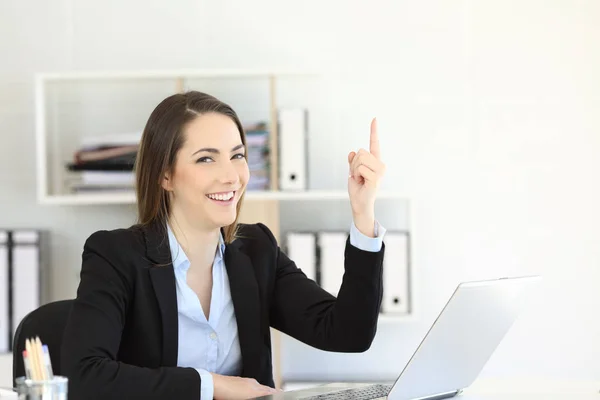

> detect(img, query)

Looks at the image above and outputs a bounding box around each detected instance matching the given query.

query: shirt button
[210,332,217,340]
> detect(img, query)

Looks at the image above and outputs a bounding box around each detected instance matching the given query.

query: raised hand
[347,117,386,237]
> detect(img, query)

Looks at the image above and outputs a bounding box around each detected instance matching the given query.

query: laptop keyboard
[298,384,393,400]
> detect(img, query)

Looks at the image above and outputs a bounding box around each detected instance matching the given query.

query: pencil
[32,338,42,380]
[27,337,42,380]
[24,339,35,380]
[35,337,47,381]
[42,344,54,379]
[22,336,56,381]
[22,350,32,379]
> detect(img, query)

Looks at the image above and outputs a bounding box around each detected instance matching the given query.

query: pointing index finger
[370,117,380,159]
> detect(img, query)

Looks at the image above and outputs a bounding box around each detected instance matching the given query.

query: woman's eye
[196,157,214,163]
[232,153,245,160]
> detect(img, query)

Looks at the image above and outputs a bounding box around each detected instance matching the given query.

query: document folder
[278,108,308,190]
[317,232,347,297]
[382,231,410,314]
[0,230,9,353]
[11,230,41,341]
[285,232,317,282]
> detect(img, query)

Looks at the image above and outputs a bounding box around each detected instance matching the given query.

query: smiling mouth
[205,191,236,203]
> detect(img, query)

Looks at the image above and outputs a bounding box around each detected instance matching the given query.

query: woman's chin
[211,213,237,229]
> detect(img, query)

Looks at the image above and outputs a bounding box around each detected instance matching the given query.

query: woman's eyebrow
[192,144,244,156]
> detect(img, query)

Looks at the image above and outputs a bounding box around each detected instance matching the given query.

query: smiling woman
[135,92,250,245]
[60,90,387,400]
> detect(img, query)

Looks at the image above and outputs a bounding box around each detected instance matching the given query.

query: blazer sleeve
[260,223,385,353]
[61,231,201,400]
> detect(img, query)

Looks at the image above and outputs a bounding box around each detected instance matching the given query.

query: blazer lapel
[224,239,263,380]
[142,220,179,367]
[141,221,263,376]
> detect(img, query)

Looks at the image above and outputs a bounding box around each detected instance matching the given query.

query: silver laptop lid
[387,275,541,400]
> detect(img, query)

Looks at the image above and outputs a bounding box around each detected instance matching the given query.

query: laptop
[254,275,541,400]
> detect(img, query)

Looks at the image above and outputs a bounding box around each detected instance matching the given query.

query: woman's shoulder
[235,222,278,247]
[77,226,149,295]
[84,224,145,249]
[233,223,281,263]
[82,224,147,266]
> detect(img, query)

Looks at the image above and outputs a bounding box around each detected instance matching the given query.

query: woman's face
[163,112,249,230]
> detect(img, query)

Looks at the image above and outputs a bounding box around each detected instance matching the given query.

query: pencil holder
[14,376,68,400]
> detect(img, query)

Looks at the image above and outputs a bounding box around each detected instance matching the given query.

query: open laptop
[254,275,541,400]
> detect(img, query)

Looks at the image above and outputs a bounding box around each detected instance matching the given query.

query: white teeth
[207,191,234,201]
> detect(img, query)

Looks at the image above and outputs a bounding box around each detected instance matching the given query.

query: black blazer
[61,220,385,400]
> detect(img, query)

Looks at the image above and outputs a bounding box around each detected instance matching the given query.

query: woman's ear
[161,172,173,192]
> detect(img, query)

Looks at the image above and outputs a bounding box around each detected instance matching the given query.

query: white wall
[1,0,599,389]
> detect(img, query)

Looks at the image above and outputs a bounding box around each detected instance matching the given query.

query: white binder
[278,108,308,190]
[11,230,40,339]
[382,231,410,314]
[317,232,347,297]
[285,232,317,282]
[0,230,9,353]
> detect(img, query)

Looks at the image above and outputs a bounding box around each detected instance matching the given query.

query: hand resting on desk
[211,373,282,400]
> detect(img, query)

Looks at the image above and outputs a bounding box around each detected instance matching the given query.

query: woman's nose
[219,160,239,184]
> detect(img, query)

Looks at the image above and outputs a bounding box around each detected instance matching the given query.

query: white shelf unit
[34,69,414,388]
[35,69,322,204]
[37,189,410,206]
[34,68,410,203]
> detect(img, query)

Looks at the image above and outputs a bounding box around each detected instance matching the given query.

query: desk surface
[458,395,598,400]
[459,391,599,400]
[461,378,600,399]
[2,381,598,400]
[0,388,16,399]
[260,382,600,400]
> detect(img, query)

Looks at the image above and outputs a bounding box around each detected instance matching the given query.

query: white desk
[1,379,598,399]
[0,355,11,390]
[458,393,598,400]
[459,389,598,398]
[458,395,597,400]
[282,380,600,400]
[461,377,599,399]
[0,388,598,400]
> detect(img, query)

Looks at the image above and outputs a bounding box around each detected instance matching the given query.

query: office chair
[12,299,74,387]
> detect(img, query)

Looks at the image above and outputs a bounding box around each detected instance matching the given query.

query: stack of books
[64,124,272,194]
[66,133,140,194]
[244,123,270,191]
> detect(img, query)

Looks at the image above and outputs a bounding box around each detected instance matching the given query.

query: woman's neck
[167,210,220,273]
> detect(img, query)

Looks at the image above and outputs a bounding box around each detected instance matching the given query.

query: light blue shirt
[167,220,386,400]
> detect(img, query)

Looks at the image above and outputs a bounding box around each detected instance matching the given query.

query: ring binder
[0,230,9,353]
[8,230,42,352]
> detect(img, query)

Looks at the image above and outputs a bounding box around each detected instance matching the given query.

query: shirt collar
[166,222,226,272]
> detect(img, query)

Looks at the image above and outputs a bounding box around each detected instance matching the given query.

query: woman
[61,91,387,400]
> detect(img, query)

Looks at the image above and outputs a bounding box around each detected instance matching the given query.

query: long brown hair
[134,90,247,244]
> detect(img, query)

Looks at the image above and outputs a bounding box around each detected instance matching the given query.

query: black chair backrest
[12,299,74,387]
